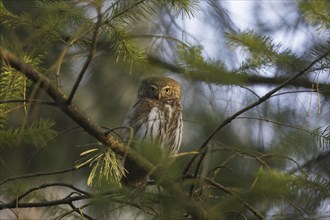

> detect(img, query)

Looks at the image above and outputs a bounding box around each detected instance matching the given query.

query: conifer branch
[200,50,330,151]
[205,177,265,220]
[289,150,330,174]
[105,0,147,23]
[147,55,330,96]
[184,50,330,196]
[0,47,208,220]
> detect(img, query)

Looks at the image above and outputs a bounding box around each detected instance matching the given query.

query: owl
[121,77,183,187]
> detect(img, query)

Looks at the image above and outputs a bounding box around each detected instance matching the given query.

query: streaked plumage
[122,77,182,186]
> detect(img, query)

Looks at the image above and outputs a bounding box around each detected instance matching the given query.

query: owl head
[137,77,181,101]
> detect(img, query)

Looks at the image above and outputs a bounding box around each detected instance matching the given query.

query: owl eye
[164,87,171,93]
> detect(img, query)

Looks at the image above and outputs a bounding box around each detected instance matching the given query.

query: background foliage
[0,0,329,219]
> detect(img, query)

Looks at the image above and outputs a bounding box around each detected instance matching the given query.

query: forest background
[0,0,329,219]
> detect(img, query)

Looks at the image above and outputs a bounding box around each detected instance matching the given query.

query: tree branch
[0,183,92,210]
[0,47,207,219]
[0,182,156,218]
[289,150,330,174]
[68,202,95,220]
[67,6,102,104]
[0,99,55,106]
[147,55,330,96]
[183,50,330,196]
[205,178,265,220]
[0,193,90,210]
[0,167,85,186]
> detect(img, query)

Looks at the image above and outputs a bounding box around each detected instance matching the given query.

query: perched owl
[121,77,183,187]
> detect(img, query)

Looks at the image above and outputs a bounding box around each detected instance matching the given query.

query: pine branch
[0,47,208,219]
[289,150,330,174]
[183,50,330,197]
[205,177,265,220]
[147,55,330,96]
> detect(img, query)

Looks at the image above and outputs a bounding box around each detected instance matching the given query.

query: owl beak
[156,92,161,100]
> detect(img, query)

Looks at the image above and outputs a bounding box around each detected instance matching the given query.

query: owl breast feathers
[123,77,183,154]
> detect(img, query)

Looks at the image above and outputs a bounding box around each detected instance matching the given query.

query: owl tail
[121,158,148,188]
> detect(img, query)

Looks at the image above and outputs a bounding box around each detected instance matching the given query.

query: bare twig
[236,116,330,144]
[54,24,93,88]
[239,85,260,99]
[68,202,95,220]
[0,193,90,210]
[0,99,55,106]
[270,89,319,97]
[0,167,85,186]
[56,202,92,220]
[205,178,265,220]
[0,182,156,218]
[0,183,92,210]
[236,116,312,134]
[66,6,102,104]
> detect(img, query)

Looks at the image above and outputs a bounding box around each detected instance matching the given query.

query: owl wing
[122,97,164,143]
[123,97,182,154]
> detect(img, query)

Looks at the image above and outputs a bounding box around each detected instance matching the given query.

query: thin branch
[270,89,319,97]
[68,202,95,220]
[205,178,265,220]
[40,126,81,148]
[105,0,147,23]
[1,182,156,218]
[260,154,307,177]
[236,116,330,142]
[56,202,92,220]
[54,25,93,88]
[239,85,261,99]
[235,116,312,134]
[111,198,159,217]
[0,99,55,106]
[146,55,330,96]
[183,50,330,196]
[66,6,102,104]
[0,166,85,186]
[289,150,330,174]
[128,33,191,48]
[0,194,90,210]
[0,183,92,210]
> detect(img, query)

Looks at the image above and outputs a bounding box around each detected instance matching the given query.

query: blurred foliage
[0,0,329,219]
